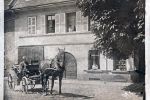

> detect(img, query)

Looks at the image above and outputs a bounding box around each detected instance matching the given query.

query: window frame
[88,49,100,70]
[113,59,127,71]
[66,12,76,33]
[28,16,37,34]
[46,15,55,34]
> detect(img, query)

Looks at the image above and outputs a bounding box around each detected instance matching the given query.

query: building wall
[12,4,134,79]
[4,32,15,69]
[4,12,15,71]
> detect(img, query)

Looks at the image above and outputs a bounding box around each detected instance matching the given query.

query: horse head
[55,48,65,70]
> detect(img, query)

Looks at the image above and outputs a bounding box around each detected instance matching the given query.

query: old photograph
[4,0,145,100]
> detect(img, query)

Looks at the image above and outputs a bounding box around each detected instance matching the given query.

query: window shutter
[76,11,82,32]
[55,14,60,33]
[60,13,66,33]
[28,17,32,34]
[41,15,46,34]
[82,16,89,32]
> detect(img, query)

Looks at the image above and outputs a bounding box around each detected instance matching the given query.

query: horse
[39,49,65,95]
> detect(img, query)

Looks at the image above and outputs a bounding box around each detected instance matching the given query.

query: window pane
[66,12,76,32]
[28,17,36,34]
[32,26,35,34]
[32,18,35,25]
[28,27,31,34]
[52,16,55,20]
[28,18,31,25]
[48,16,52,20]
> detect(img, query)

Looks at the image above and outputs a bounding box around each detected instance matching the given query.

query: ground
[4,78,142,100]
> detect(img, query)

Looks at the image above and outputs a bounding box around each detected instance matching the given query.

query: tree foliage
[77,0,145,60]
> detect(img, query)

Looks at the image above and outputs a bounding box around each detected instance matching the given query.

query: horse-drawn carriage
[7,49,66,95]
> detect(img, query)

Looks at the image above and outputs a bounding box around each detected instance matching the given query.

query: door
[64,52,77,79]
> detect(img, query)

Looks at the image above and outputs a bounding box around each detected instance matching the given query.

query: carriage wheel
[22,77,28,94]
[8,74,15,89]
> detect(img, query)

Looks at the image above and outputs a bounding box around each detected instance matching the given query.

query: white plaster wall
[4,32,15,69]
[17,33,94,46]
[126,56,134,71]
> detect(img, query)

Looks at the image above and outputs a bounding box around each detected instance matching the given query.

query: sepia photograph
[4,0,146,100]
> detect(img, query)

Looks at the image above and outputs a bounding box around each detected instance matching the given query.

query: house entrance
[63,52,77,79]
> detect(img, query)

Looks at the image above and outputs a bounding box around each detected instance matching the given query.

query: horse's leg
[59,75,63,94]
[50,76,55,94]
[45,76,49,95]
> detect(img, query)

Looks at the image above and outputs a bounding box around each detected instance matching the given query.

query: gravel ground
[4,78,143,100]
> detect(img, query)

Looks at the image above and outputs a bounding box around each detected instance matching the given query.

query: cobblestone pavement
[4,78,142,100]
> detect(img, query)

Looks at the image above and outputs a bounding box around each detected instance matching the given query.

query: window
[66,12,76,32]
[113,60,126,71]
[28,16,36,34]
[46,15,55,33]
[88,50,100,70]
[18,46,44,64]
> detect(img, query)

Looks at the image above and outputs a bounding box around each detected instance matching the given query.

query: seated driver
[19,56,29,76]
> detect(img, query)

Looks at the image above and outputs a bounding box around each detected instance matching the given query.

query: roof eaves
[12,0,76,11]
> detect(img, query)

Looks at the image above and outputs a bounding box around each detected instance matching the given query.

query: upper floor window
[66,12,76,32]
[46,15,55,33]
[28,16,36,34]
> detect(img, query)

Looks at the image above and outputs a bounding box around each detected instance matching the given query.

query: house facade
[5,0,135,81]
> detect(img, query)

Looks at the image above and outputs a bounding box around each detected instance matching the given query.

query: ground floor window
[18,46,44,64]
[113,60,126,71]
[88,50,100,70]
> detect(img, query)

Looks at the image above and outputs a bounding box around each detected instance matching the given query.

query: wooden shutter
[60,13,66,33]
[82,15,89,32]
[55,14,60,33]
[41,15,46,34]
[76,11,82,32]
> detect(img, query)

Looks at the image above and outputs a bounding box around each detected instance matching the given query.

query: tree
[77,0,145,61]
[77,1,145,98]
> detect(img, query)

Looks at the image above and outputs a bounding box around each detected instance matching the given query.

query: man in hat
[19,56,29,76]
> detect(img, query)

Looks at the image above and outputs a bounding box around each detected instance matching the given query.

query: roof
[12,0,76,9]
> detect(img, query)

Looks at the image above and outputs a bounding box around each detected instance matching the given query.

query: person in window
[68,25,73,32]
[19,56,29,77]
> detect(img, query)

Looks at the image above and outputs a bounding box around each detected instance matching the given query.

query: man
[19,56,29,76]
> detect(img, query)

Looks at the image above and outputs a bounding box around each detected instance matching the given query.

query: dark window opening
[66,12,76,32]
[47,15,55,33]
[88,50,100,70]
[113,60,126,71]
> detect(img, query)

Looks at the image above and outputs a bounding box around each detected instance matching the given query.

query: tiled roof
[12,0,76,9]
